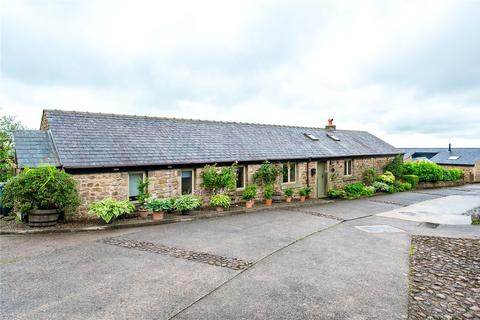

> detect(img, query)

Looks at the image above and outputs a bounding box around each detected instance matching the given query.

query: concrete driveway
[1,185,478,320]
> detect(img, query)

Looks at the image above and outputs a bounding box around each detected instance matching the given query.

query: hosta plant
[88,198,135,223]
[173,195,201,213]
[146,197,174,212]
[210,193,231,208]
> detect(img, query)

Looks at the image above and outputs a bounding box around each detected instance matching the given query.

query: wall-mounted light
[310,168,316,176]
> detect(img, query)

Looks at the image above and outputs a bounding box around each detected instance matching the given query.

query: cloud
[1,0,479,147]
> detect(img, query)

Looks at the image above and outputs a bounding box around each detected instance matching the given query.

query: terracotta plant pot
[245,200,254,209]
[265,199,273,206]
[300,196,306,202]
[139,209,149,218]
[152,212,165,221]
[285,196,292,203]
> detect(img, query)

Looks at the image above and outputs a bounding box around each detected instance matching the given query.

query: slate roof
[14,130,61,168]
[15,110,400,169]
[402,148,480,166]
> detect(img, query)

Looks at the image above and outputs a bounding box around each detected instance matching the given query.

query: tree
[0,113,25,181]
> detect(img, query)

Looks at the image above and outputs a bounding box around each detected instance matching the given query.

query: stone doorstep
[0,199,333,235]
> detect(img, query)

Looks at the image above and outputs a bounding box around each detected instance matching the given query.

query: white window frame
[180,169,195,195]
[236,165,247,190]
[282,162,297,184]
[128,171,146,201]
[344,159,353,176]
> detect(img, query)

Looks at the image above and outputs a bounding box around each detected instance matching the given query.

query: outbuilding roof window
[448,156,460,160]
[304,133,319,141]
[327,133,340,141]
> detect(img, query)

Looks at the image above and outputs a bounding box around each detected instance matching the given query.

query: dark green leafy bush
[327,189,346,199]
[174,195,201,212]
[362,186,375,196]
[201,164,237,192]
[146,197,173,212]
[344,182,365,197]
[362,168,378,186]
[403,162,464,182]
[242,185,257,201]
[402,175,419,188]
[263,184,274,200]
[253,161,279,186]
[1,166,80,214]
[284,188,294,197]
[299,187,309,197]
[384,155,405,178]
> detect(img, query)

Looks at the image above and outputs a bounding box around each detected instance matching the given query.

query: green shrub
[137,178,150,207]
[377,171,395,184]
[327,189,346,199]
[146,197,174,212]
[174,195,201,212]
[304,186,312,196]
[384,155,405,178]
[400,182,412,191]
[373,181,390,192]
[210,193,231,208]
[403,162,443,182]
[299,187,309,197]
[201,164,237,192]
[263,184,274,200]
[387,185,395,193]
[344,182,365,197]
[242,185,257,201]
[362,186,375,196]
[362,168,378,186]
[403,175,419,188]
[443,169,464,181]
[1,166,80,214]
[284,188,294,197]
[253,161,280,185]
[89,198,135,223]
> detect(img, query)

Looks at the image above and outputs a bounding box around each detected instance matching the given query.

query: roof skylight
[327,133,340,141]
[304,133,319,141]
[448,156,460,160]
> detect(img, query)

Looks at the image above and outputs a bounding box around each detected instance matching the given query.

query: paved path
[1,185,478,319]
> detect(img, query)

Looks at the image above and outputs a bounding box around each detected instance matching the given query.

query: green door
[317,162,326,197]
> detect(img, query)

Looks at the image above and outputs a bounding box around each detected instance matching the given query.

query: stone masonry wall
[148,169,181,198]
[326,156,395,190]
[73,172,129,220]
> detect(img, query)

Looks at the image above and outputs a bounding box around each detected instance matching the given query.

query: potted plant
[299,187,308,202]
[210,193,231,212]
[284,188,294,202]
[146,197,173,220]
[304,186,312,199]
[136,178,150,218]
[264,184,274,206]
[1,166,80,227]
[174,195,201,215]
[242,185,257,208]
[88,198,135,224]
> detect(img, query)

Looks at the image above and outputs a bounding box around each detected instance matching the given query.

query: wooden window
[128,172,144,200]
[282,162,297,183]
[236,166,246,189]
[181,170,194,195]
[344,160,353,176]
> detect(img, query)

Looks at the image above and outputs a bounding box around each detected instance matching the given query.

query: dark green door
[317,162,326,197]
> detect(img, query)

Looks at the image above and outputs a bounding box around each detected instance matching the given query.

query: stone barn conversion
[14,110,400,219]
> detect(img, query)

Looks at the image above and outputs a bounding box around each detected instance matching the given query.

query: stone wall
[326,156,395,190]
[148,169,181,198]
[73,172,129,220]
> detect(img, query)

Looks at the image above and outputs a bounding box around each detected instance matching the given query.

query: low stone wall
[417,180,465,189]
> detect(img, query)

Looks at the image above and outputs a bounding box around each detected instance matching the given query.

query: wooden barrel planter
[28,209,59,227]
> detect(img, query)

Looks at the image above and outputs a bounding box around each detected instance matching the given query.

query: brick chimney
[325,118,336,131]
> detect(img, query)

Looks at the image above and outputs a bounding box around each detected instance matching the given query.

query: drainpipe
[307,160,310,188]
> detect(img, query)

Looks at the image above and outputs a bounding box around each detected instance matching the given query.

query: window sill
[343,176,355,182]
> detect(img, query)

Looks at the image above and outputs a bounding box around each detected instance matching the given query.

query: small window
[282,162,297,183]
[344,160,353,176]
[304,133,319,141]
[129,173,144,200]
[448,156,460,160]
[181,170,194,195]
[327,133,340,141]
[236,166,246,189]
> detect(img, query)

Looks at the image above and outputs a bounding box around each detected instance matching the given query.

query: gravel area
[409,236,480,320]
[102,237,254,270]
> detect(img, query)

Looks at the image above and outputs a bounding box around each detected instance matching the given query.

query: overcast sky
[1,0,479,147]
